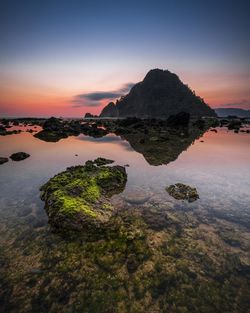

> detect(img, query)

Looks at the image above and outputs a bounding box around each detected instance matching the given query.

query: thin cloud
[71,82,134,107]
[72,99,102,108]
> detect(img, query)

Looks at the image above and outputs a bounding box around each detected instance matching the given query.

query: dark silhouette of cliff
[100,69,216,118]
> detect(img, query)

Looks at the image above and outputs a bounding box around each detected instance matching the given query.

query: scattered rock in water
[0,157,8,165]
[34,130,68,142]
[227,120,242,130]
[10,152,30,161]
[0,126,21,136]
[166,183,199,202]
[34,118,108,142]
[40,158,127,233]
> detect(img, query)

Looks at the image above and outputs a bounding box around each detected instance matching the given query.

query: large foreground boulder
[40,158,127,233]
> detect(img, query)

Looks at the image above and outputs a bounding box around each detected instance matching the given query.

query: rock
[124,188,150,205]
[228,120,242,130]
[34,117,71,142]
[84,113,98,118]
[166,112,190,127]
[43,117,63,131]
[142,207,176,230]
[0,157,8,165]
[93,157,114,166]
[82,124,108,138]
[0,126,21,136]
[166,183,199,202]
[193,119,205,130]
[0,125,7,134]
[10,152,30,161]
[40,159,127,233]
[34,130,68,142]
[100,69,216,118]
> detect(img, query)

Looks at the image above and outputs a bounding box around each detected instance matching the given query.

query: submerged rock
[0,157,9,165]
[123,187,150,205]
[166,183,199,202]
[40,159,127,233]
[10,152,30,161]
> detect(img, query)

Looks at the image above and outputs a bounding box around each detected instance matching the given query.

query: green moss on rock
[166,183,199,202]
[40,159,127,232]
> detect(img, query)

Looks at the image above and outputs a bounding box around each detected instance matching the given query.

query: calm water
[0,125,250,313]
[1,126,250,219]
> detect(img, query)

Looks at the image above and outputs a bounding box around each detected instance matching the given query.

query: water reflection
[0,126,250,312]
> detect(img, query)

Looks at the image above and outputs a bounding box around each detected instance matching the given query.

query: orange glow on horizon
[1,71,249,117]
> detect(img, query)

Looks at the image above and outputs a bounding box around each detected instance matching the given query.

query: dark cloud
[71,82,134,107]
[71,99,102,108]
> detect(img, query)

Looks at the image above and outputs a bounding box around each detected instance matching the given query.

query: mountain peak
[144,68,177,80]
[100,69,216,118]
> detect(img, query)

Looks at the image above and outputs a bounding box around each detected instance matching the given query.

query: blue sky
[0,0,249,116]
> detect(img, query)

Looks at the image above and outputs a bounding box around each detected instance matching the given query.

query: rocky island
[100,69,216,118]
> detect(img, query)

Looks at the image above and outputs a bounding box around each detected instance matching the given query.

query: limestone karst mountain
[100,69,216,118]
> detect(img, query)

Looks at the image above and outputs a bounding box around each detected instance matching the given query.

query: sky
[0,0,250,117]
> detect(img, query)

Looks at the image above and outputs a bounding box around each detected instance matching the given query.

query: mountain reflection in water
[0,124,249,313]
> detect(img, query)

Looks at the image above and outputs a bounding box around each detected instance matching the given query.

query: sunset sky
[1,0,249,117]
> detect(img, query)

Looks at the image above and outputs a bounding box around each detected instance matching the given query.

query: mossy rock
[166,183,199,202]
[40,158,127,233]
